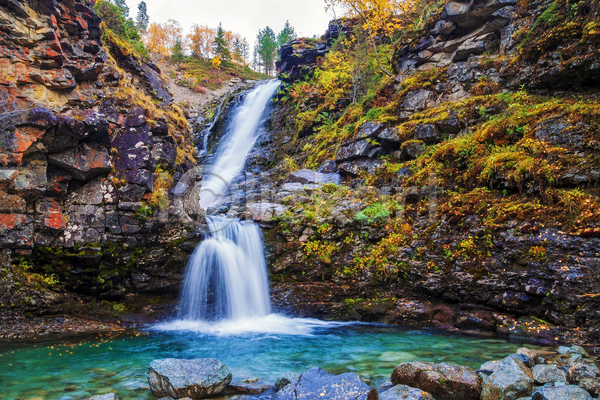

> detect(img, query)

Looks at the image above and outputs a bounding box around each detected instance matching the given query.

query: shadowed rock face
[0,0,201,307]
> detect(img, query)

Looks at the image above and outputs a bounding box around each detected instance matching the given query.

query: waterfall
[155,80,352,335]
[177,80,279,322]
[177,216,271,321]
[199,79,281,209]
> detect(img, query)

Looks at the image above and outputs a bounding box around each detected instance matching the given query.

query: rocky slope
[0,0,206,323]
[244,0,600,351]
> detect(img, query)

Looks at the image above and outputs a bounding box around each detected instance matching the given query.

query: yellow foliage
[211,55,222,69]
[143,19,183,56]
[186,24,215,59]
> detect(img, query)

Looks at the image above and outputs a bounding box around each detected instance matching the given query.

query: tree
[277,20,297,46]
[323,0,416,76]
[144,19,183,56]
[213,23,231,61]
[94,0,140,42]
[114,0,129,17]
[186,24,215,60]
[171,38,184,63]
[136,1,149,32]
[255,27,278,75]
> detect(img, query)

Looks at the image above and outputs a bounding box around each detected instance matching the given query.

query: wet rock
[227,381,271,395]
[414,124,442,143]
[391,362,481,400]
[378,128,402,143]
[357,121,383,139]
[286,169,341,185]
[122,169,154,191]
[403,90,435,111]
[48,142,111,181]
[402,141,425,159]
[336,140,375,161]
[432,20,457,36]
[578,378,600,397]
[147,358,232,399]
[275,367,377,400]
[532,365,567,384]
[247,203,287,222]
[567,364,599,383]
[317,160,338,173]
[478,361,502,376]
[152,142,177,168]
[275,372,301,390]
[66,180,103,205]
[0,191,26,213]
[338,159,385,177]
[87,394,119,400]
[481,355,533,400]
[509,354,535,368]
[380,384,435,400]
[119,184,147,202]
[517,348,539,362]
[281,183,321,193]
[531,385,592,400]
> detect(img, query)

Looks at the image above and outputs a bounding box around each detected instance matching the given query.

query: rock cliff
[264,0,600,350]
[0,0,202,317]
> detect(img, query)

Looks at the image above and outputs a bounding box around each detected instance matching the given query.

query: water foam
[153,314,356,337]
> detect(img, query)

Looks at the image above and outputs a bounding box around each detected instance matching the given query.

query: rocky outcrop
[277,19,356,82]
[147,358,232,399]
[0,0,201,313]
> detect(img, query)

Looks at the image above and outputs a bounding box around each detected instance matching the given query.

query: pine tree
[277,20,297,46]
[256,27,278,75]
[136,1,149,32]
[171,38,184,63]
[114,0,129,17]
[213,23,231,61]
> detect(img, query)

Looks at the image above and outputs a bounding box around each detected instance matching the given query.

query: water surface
[0,317,547,400]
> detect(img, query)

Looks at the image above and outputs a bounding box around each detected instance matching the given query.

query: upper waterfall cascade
[199,79,281,210]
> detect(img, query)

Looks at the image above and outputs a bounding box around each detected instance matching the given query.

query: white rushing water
[177,216,271,321]
[199,79,281,209]
[156,80,355,336]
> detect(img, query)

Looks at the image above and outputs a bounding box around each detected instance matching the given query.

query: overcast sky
[124,0,335,46]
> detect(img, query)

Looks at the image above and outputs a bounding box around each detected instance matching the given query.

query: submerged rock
[87,394,119,400]
[391,362,481,400]
[146,358,232,399]
[275,367,377,400]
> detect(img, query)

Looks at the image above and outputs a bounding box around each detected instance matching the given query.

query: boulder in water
[391,361,481,400]
[147,358,232,399]
[274,367,377,400]
[380,384,435,400]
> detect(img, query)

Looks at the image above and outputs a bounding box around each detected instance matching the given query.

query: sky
[124,0,335,47]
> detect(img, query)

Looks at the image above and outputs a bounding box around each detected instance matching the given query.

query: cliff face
[0,0,202,316]
[266,0,600,349]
